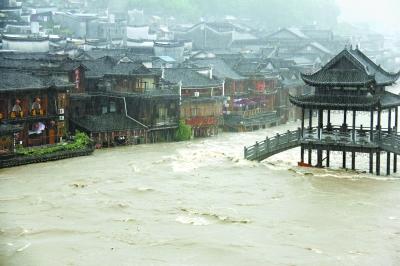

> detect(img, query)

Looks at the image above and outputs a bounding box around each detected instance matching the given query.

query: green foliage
[175,120,192,141]
[17,132,91,157]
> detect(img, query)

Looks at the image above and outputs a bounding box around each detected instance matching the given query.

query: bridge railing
[378,132,400,154]
[245,128,400,161]
[244,128,301,160]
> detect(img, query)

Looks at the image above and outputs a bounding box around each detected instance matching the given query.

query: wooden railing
[378,133,400,154]
[229,108,274,118]
[244,128,302,161]
[244,128,400,162]
[5,110,46,120]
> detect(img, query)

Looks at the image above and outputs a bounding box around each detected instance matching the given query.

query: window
[110,101,116,113]
[191,108,198,117]
[159,107,167,119]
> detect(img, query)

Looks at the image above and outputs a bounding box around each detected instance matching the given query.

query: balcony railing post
[255,141,259,158]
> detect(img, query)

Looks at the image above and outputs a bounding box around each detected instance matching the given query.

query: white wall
[3,39,49,52]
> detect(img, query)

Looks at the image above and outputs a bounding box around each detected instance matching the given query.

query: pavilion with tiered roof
[289,46,400,175]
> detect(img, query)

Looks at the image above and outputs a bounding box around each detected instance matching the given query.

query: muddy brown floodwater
[1,84,400,265]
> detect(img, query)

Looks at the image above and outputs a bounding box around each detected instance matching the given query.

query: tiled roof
[381,92,400,108]
[81,56,152,78]
[190,58,245,80]
[309,42,332,55]
[107,61,152,75]
[234,62,262,75]
[267,27,309,40]
[78,48,154,61]
[0,71,73,91]
[287,28,309,39]
[80,57,116,78]
[163,68,223,88]
[289,91,400,110]
[0,124,23,135]
[301,48,400,86]
[71,113,145,133]
[289,94,379,110]
[0,52,68,61]
[0,58,84,72]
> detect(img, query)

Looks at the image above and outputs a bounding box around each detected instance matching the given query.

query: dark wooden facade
[70,61,180,146]
[0,71,72,148]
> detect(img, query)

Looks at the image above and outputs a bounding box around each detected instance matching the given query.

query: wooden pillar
[342,151,346,169]
[326,150,330,167]
[301,108,305,138]
[317,149,323,168]
[352,110,356,142]
[376,151,381,176]
[327,109,331,125]
[387,108,392,176]
[394,107,398,173]
[342,109,347,170]
[351,151,355,170]
[369,152,373,174]
[378,109,381,140]
[318,109,323,140]
[308,108,312,165]
[370,110,374,142]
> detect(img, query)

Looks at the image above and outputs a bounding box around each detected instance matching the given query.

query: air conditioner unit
[58,108,64,114]
[194,91,200,97]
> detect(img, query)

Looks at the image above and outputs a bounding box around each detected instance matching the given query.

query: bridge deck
[244,128,400,161]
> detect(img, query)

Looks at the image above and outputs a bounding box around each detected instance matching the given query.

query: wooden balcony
[3,110,57,123]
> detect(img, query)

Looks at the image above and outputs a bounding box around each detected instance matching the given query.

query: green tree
[175,120,192,141]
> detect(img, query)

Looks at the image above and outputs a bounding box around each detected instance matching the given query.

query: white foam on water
[175,215,211,226]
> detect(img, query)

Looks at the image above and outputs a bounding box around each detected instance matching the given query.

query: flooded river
[1,121,400,266]
[2,85,400,265]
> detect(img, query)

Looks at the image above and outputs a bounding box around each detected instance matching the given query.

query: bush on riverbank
[175,120,192,141]
[16,132,91,156]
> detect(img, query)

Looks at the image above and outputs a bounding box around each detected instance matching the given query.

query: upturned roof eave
[288,94,379,110]
[301,73,375,87]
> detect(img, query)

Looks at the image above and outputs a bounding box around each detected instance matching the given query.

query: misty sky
[337,0,399,34]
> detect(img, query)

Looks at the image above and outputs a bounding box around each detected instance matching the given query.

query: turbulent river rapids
[1,86,400,265]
